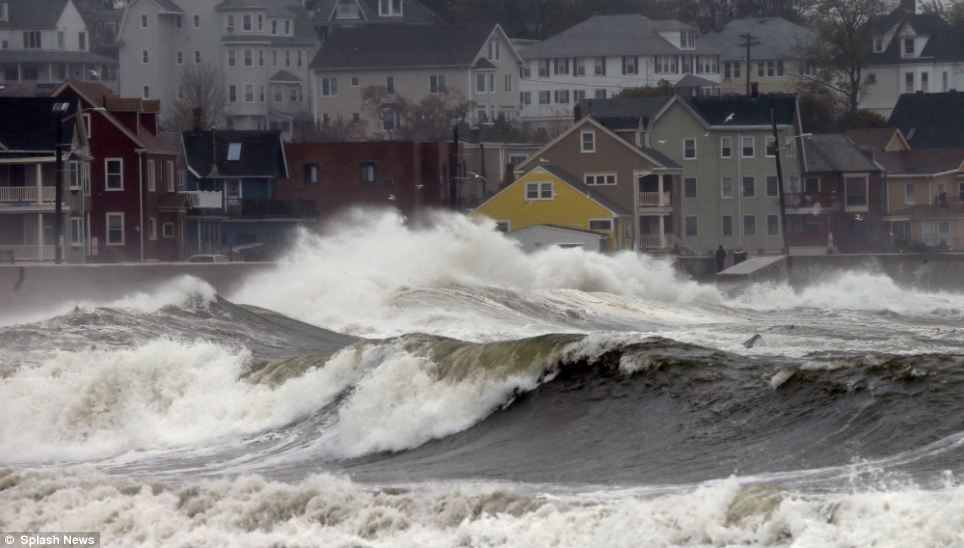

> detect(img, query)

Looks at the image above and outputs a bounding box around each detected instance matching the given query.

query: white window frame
[904,182,915,204]
[844,174,869,211]
[105,158,123,191]
[580,131,595,153]
[683,177,698,199]
[495,220,510,232]
[767,214,780,236]
[721,215,733,237]
[584,173,616,186]
[684,215,698,237]
[743,215,757,237]
[766,175,779,197]
[683,138,697,160]
[765,135,776,158]
[721,176,733,199]
[588,218,613,232]
[162,222,175,238]
[320,77,338,97]
[147,159,156,191]
[148,217,157,240]
[741,136,755,158]
[742,175,755,197]
[106,212,125,246]
[720,136,732,158]
[524,182,554,200]
[166,161,175,192]
[70,217,84,246]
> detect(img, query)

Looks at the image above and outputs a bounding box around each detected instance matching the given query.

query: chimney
[193,107,203,132]
[900,0,916,13]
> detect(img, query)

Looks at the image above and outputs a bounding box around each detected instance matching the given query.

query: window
[905,182,915,204]
[379,0,403,16]
[538,91,550,104]
[905,72,914,92]
[873,37,883,52]
[573,89,586,102]
[148,217,157,240]
[163,223,174,238]
[504,74,512,93]
[429,74,446,93]
[943,71,949,92]
[765,135,776,158]
[57,31,64,49]
[959,181,964,202]
[683,138,696,160]
[194,15,200,28]
[23,31,41,49]
[195,51,201,64]
[584,173,616,185]
[589,219,612,231]
[721,176,733,199]
[259,84,265,103]
[106,213,124,245]
[351,76,359,87]
[228,85,237,103]
[382,109,400,130]
[866,72,876,84]
[509,155,528,167]
[70,217,84,246]
[903,38,914,56]
[742,176,755,197]
[622,56,637,74]
[743,215,756,236]
[488,39,500,61]
[845,176,868,208]
[553,89,570,104]
[143,86,150,99]
[244,84,254,102]
[684,177,697,198]
[228,49,236,67]
[685,216,698,237]
[243,48,253,67]
[386,76,394,94]
[581,131,595,153]
[495,221,510,232]
[766,176,779,197]
[320,78,337,96]
[525,182,553,200]
[304,163,318,184]
[360,162,375,184]
[553,58,569,75]
[720,136,732,158]
[921,72,929,92]
[742,136,755,158]
[142,50,149,64]
[722,215,733,236]
[767,215,779,235]
[227,143,242,161]
[593,57,606,75]
[594,89,607,99]
[538,60,550,77]
[176,50,183,64]
[521,91,531,105]
[141,14,148,28]
[226,14,235,32]
[681,30,695,48]
[105,159,123,190]
[147,159,156,191]
[242,14,252,32]
[166,161,175,192]
[574,59,586,76]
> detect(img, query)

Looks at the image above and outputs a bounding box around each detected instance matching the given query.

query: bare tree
[163,63,228,131]
[290,116,367,143]
[920,0,964,28]
[801,0,891,114]
[361,86,473,141]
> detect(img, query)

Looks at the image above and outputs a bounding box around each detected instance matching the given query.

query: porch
[638,173,673,209]
[638,214,676,250]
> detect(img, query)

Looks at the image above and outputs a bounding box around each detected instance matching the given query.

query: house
[473,165,634,252]
[516,115,682,251]
[699,17,816,96]
[519,15,721,132]
[794,134,887,254]
[276,140,456,222]
[844,127,911,152]
[117,0,319,135]
[0,97,90,262]
[73,0,125,57]
[307,0,441,42]
[461,140,546,201]
[181,129,315,258]
[0,0,118,97]
[53,80,185,262]
[860,1,964,117]
[886,91,964,149]
[309,23,524,134]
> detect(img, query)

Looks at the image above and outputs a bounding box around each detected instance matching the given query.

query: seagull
[724,113,735,123]
[387,194,396,201]
[657,139,668,144]
[415,184,424,190]
[89,69,101,79]
[538,157,549,164]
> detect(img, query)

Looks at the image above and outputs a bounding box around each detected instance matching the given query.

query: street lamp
[52,102,105,264]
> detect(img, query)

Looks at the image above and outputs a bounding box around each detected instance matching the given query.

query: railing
[639,233,679,249]
[0,186,57,203]
[639,192,671,207]
[335,3,361,18]
[226,198,318,219]
[185,190,223,210]
[0,245,56,262]
[785,192,840,210]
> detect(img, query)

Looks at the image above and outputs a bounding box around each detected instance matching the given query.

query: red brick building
[52,81,185,262]
[277,141,459,222]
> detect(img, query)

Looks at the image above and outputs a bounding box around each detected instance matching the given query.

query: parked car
[187,254,230,263]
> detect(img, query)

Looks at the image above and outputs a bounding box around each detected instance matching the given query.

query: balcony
[639,233,679,250]
[226,198,318,219]
[0,186,57,204]
[0,245,55,262]
[784,192,840,213]
[185,190,224,210]
[639,191,671,208]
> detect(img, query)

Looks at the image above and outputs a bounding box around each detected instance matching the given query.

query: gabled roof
[664,94,798,127]
[0,0,70,30]
[0,97,78,152]
[802,134,881,173]
[874,147,964,175]
[216,0,316,45]
[675,74,719,88]
[310,23,515,70]
[311,0,441,26]
[699,17,814,61]
[152,0,183,13]
[577,96,672,130]
[844,127,910,152]
[270,70,302,83]
[182,130,288,179]
[478,164,632,217]
[520,115,682,173]
[866,8,964,65]
[884,204,964,221]
[887,92,964,149]
[521,14,714,59]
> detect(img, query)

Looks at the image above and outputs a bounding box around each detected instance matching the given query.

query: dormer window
[873,37,883,52]
[335,0,361,19]
[681,30,695,49]
[379,0,403,17]
[227,143,242,161]
[903,38,915,56]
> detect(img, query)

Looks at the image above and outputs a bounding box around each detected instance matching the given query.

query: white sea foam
[0,339,365,463]
[1,468,961,548]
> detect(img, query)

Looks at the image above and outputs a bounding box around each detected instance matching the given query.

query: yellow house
[473,165,633,251]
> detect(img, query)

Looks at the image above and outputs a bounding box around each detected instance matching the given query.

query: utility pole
[770,109,789,255]
[738,33,761,97]
[450,124,459,210]
[54,110,64,264]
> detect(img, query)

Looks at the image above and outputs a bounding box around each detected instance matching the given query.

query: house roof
[577,96,672,130]
[0,0,69,30]
[802,134,880,173]
[521,14,714,59]
[538,165,632,216]
[0,49,117,65]
[866,8,964,65]
[217,1,316,45]
[873,147,964,175]
[887,92,964,149]
[269,70,302,83]
[152,0,183,13]
[844,127,909,151]
[679,93,798,126]
[310,23,505,70]
[675,74,719,88]
[311,0,441,26]
[0,97,78,152]
[699,17,814,61]
[182,130,287,179]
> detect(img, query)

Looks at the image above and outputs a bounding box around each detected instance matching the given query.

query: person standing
[715,245,727,273]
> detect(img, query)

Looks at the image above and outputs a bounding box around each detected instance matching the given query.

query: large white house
[518,15,721,131]
[859,2,964,117]
[0,0,118,96]
[117,0,319,134]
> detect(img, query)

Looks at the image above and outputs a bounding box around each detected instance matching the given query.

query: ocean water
[1,211,962,547]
